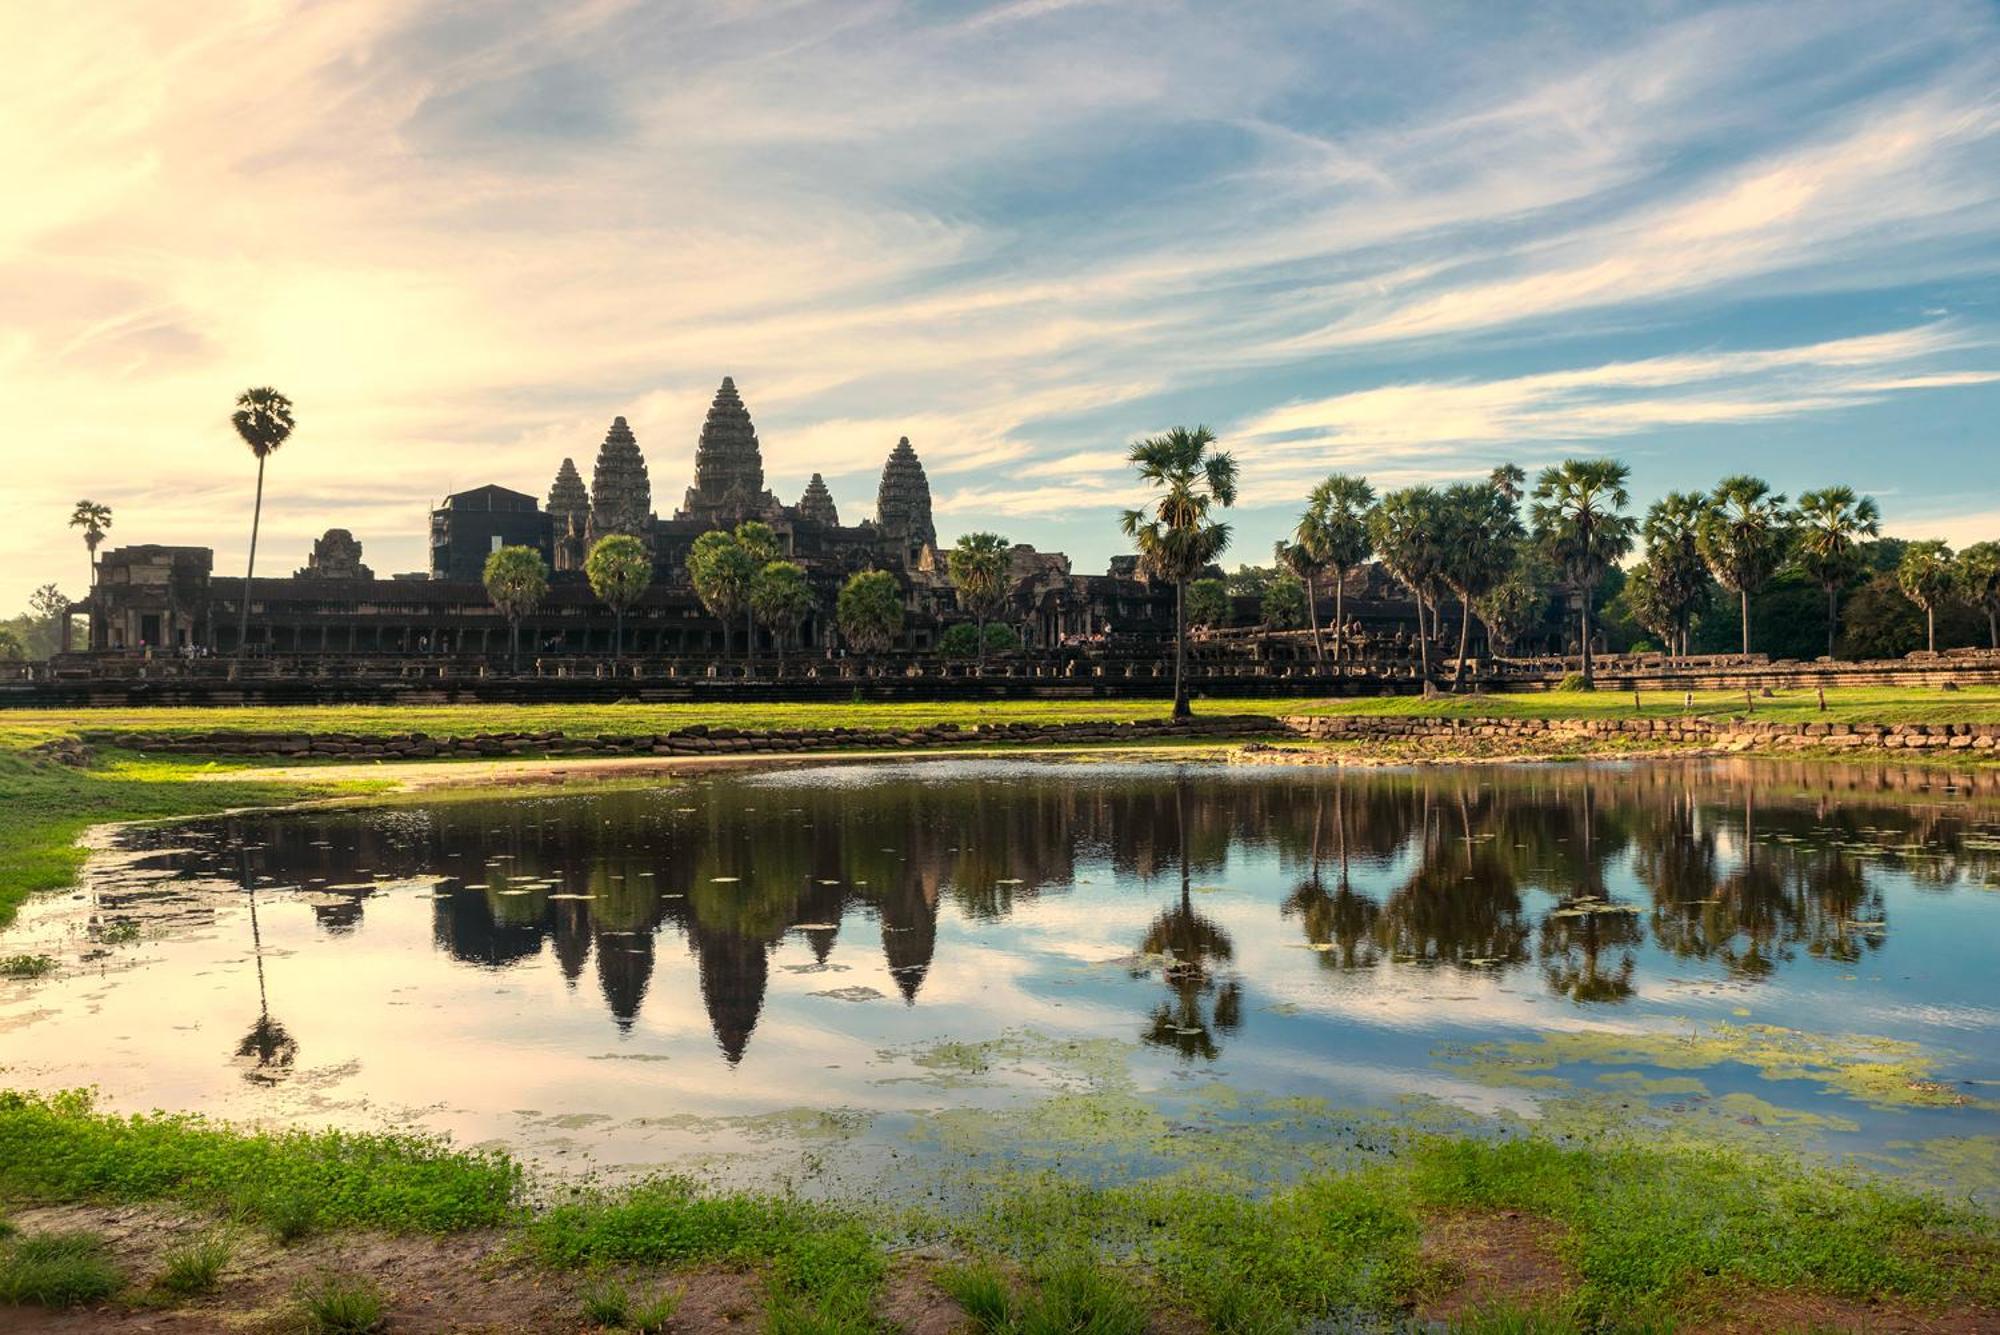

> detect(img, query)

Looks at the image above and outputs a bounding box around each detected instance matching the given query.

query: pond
[4,757,1998,1203]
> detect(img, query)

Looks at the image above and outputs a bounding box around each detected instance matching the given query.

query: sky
[3,0,1998,612]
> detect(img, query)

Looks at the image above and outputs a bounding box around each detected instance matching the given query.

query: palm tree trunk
[975,612,987,673]
[1580,588,1594,688]
[1305,572,1323,668]
[1927,606,1936,653]
[1173,578,1190,720]
[1989,609,1997,650]
[1825,585,1837,660]
[745,608,756,665]
[1453,591,1471,687]
[1739,589,1750,657]
[614,609,625,662]
[1334,570,1346,667]
[237,453,266,655]
[509,617,519,673]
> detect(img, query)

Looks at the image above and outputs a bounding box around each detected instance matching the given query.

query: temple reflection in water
[123,759,1999,1066]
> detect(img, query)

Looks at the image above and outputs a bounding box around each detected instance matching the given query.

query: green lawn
[0,684,1994,749]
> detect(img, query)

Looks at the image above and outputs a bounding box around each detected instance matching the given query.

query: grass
[0,1091,1992,1327]
[156,1232,231,1296]
[578,1277,684,1332]
[295,1271,386,1333]
[0,1228,123,1307]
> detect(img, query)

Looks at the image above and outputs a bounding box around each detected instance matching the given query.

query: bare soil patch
[1416,1208,1576,1319]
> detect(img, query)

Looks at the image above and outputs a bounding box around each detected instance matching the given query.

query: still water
[4,758,1997,1198]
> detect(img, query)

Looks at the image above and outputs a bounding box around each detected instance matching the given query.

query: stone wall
[78,714,1279,761]
[1280,714,2000,754]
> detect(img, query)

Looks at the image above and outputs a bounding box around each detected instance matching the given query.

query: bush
[295,1272,386,1334]
[940,622,1020,658]
[1557,673,1592,692]
[0,1229,122,1307]
[0,954,54,979]
[158,1232,231,1296]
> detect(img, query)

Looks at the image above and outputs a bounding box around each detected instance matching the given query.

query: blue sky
[3,0,1996,609]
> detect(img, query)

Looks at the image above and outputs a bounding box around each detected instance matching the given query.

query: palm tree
[1792,486,1880,660]
[1274,541,1321,661]
[946,532,1012,672]
[687,530,756,657]
[1489,463,1526,505]
[1530,458,1637,688]
[1960,541,2000,650]
[230,387,296,654]
[750,560,814,664]
[584,533,652,660]
[1304,474,1374,664]
[1898,541,1956,654]
[837,570,904,655]
[1120,426,1238,720]
[482,545,549,671]
[1369,487,1448,679]
[1697,475,1792,658]
[733,522,780,660]
[1639,492,1710,658]
[68,500,112,590]
[1437,481,1524,684]
[1475,546,1551,657]
[1261,572,1308,635]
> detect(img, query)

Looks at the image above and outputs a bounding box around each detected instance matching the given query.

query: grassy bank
[0,1090,1991,1330]
[1,685,1996,751]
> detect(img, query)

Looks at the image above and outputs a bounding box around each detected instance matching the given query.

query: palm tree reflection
[1133,775,1242,1060]
[233,849,297,1084]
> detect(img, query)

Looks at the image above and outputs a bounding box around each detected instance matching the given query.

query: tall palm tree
[750,560,814,664]
[482,545,549,671]
[733,522,780,661]
[1639,492,1710,658]
[1120,426,1238,720]
[230,387,296,654]
[1489,463,1526,505]
[584,533,652,660]
[1275,538,1323,666]
[1437,481,1524,684]
[1792,486,1880,660]
[1530,458,1637,688]
[687,530,756,657]
[947,531,1013,672]
[1898,541,1956,654]
[68,500,113,590]
[1697,475,1791,658]
[1303,474,1374,665]
[1960,541,2000,650]
[1368,487,1447,680]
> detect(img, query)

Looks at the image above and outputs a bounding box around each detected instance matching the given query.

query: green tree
[1274,541,1322,665]
[687,530,757,657]
[0,627,24,661]
[1119,425,1238,720]
[1697,475,1792,658]
[1475,546,1552,657]
[1792,486,1880,660]
[1489,463,1526,504]
[68,500,112,591]
[1530,459,1637,688]
[1187,577,1230,630]
[733,522,780,658]
[1639,492,1710,658]
[482,545,548,672]
[837,570,904,654]
[1370,487,1447,679]
[1302,474,1374,664]
[946,531,1012,671]
[939,621,1020,658]
[1262,573,1307,630]
[28,585,69,657]
[1958,541,2000,650]
[1897,540,1956,654]
[230,387,296,654]
[750,560,814,664]
[584,533,652,660]
[1438,481,1524,683]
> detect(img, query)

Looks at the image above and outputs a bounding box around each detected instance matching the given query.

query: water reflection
[104,759,2000,1072]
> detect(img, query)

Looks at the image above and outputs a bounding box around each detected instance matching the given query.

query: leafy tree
[1186,577,1230,630]
[1302,474,1374,664]
[941,621,1020,658]
[481,545,548,672]
[1225,565,1274,598]
[946,531,1012,671]
[0,627,24,661]
[1639,492,1710,658]
[1274,541,1321,664]
[687,530,757,656]
[1697,475,1792,657]
[1120,425,1238,720]
[1369,487,1447,678]
[28,584,68,626]
[1959,541,2000,650]
[584,534,651,659]
[1530,459,1636,688]
[837,570,904,654]
[1792,486,1880,660]
[733,522,780,659]
[69,500,113,590]
[750,560,814,663]
[1437,481,1523,682]
[230,387,297,653]
[1619,560,1683,651]
[1897,540,1956,654]
[1262,573,1308,631]
[1475,546,1553,657]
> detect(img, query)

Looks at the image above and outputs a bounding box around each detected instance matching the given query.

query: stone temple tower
[588,417,651,544]
[875,436,936,564]
[547,457,589,571]
[679,377,777,524]
[796,473,839,526]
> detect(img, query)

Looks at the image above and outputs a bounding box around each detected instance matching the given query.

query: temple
[85,376,1191,658]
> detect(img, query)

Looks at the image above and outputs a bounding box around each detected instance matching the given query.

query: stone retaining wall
[79,714,1279,760]
[1280,714,2000,753]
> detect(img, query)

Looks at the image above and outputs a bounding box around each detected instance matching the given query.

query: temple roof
[875,436,936,548]
[548,457,588,522]
[680,377,771,522]
[797,472,839,526]
[588,417,651,540]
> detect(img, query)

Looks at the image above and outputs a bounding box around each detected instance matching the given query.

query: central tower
[678,376,778,525]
